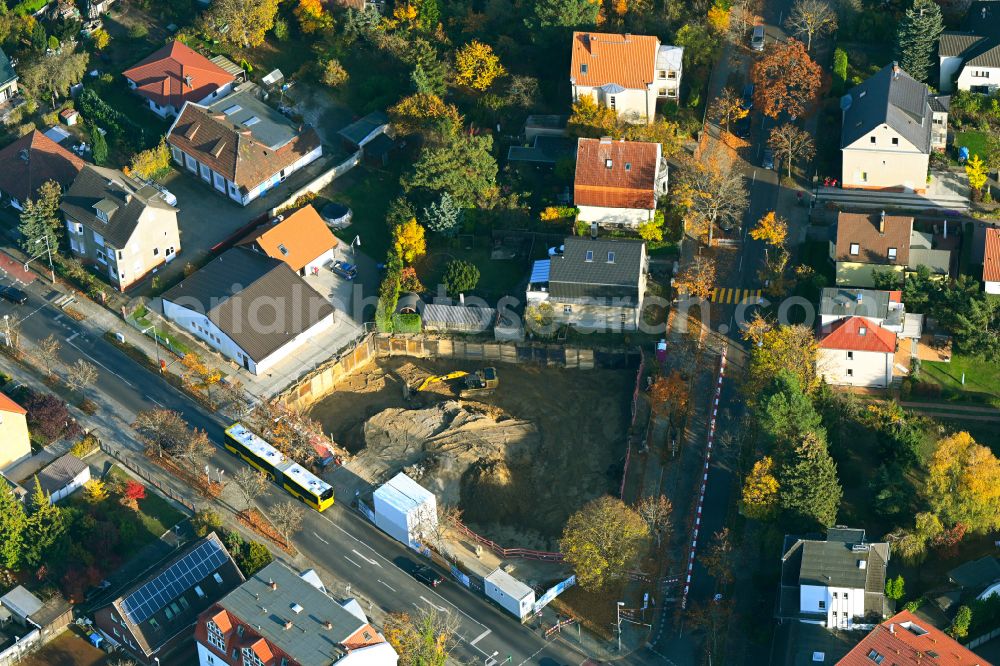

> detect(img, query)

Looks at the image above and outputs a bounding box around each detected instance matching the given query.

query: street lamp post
[351,235,361,258]
[24,236,55,283]
[142,325,162,372]
[616,601,625,652]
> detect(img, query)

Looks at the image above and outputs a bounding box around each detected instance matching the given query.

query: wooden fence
[452,520,564,562]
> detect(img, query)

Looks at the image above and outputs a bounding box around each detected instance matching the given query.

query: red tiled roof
[574,138,659,210]
[570,32,658,90]
[835,211,913,264]
[984,227,1000,283]
[0,131,84,204]
[818,316,896,353]
[123,41,236,110]
[238,205,338,272]
[0,393,26,415]
[838,610,992,666]
[167,103,321,192]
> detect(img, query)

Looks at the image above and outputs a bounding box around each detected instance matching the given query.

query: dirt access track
[309,357,633,548]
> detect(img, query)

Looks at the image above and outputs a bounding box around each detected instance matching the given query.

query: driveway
[290,83,356,147]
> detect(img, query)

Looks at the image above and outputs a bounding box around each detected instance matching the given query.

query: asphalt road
[0,276,626,666]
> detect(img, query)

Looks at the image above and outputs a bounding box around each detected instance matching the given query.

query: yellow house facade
[0,393,30,471]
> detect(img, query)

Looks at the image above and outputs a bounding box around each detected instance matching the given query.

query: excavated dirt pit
[309,357,632,547]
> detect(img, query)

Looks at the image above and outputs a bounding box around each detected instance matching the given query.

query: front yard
[920,353,1000,406]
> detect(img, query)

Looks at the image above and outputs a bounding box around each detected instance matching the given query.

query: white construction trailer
[484,568,536,621]
[372,472,437,550]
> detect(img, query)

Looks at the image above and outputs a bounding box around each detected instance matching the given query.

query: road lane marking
[66,332,79,343]
[420,595,446,612]
[352,548,381,567]
[343,555,362,568]
[470,629,491,645]
[378,579,396,592]
[144,395,165,408]
[313,531,330,544]
[68,340,134,388]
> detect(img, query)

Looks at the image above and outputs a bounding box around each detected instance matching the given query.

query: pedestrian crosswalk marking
[709,288,762,304]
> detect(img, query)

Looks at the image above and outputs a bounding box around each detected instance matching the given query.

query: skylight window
[585,250,594,262]
[222,104,243,115]
[867,649,884,664]
[607,251,615,263]
[243,116,261,127]
[278,244,289,256]
[625,163,632,171]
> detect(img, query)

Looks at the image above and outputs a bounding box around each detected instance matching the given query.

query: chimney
[283,620,293,630]
[459,293,465,305]
[879,210,886,234]
[892,62,900,79]
[269,580,277,591]
[624,33,631,42]
[889,623,895,634]
[324,620,333,630]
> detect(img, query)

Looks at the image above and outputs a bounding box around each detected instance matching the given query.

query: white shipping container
[372,473,437,550]
[484,568,535,620]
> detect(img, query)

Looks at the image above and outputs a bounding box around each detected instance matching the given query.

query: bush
[237,540,273,576]
[21,389,80,443]
[70,433,100,458]
[391,313,422,334]
[77,88,145,150]
[273,17,290,41]
[127,140,172,180]
[833,49,848,95]
[128,24,149,40]
[320,59,349,88]
[191,509,224,537]
[443,259,480,296]
[12,0,48,15]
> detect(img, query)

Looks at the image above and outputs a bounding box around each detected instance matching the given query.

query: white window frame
[849,243,860,256]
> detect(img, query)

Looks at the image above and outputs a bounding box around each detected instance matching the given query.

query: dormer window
[607,251,615,263]
[585,250,593,262]
[859,326,867,336]
[849,243,860,256]
[625,163,632,171]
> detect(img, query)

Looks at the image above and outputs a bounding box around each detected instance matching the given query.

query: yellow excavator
[410,368,499,396]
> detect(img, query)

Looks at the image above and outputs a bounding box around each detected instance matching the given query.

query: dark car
[327,260,358,280]
[412,565,444,587]
[0,286,28,304]
[761,148,775,170]
[734,115,752,139]
[741,83,755,111]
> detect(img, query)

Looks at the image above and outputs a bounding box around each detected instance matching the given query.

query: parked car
[327,260,358,280]
[751,24,765,51]
[412,565,444,587]
[761,148,775,170]
[0,286,28,304]
[734,115,752,139]
[741,83,755,111]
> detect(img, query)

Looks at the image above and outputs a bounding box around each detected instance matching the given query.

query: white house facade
[817,316,897,389]
[937,3,1000,93]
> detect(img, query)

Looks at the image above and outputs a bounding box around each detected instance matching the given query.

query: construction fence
[452,520,564,563]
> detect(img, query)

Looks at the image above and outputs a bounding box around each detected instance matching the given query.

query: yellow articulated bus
[223,423,334,512]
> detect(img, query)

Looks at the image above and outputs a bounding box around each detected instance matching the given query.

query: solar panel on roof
[120,540,228,625]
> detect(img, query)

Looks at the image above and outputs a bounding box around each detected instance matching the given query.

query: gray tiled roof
[929,95,951,113]
[161,247,334,363]
[60,165,176,249]
[908,248,952,274]
[0,48,15,88]
[966,43,1000,67]
[548,237,644,301]
[218,562,364,664]
[948,556,1000,588]
[939,32,986,58]
[36,454,88,497]
[841,64,932,154]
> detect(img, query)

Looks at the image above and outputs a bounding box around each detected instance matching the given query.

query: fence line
[620,348,646,500]
[965,627,1000,649]
[452,520,564,562]
[98,440,196,513]
[269,150,361,217]
[123,315,187,359]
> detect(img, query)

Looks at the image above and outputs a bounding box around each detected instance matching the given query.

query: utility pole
[142,325,162,372]
[617,601,625,651]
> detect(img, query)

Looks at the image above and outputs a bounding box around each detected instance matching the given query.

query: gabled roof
[237,205,338,272]
[0,131,85,204]
[166,84,320,192]
[161,247,334,363]
[835,211,913,265]
[841,63,933,154]
[123,41,235,110]
[0,47,15,87]
[985,227,1000,282]
[837,610,992,666]
[948,555,1000,589]
[60,165,176,249]
[818,316,897,354]
[570,32,660,90]
[101,533,244,658]
[574,137,660,210]
[549,237,644,301]
[36,453,88,497]
[939,32,987,58]
[0,393,26,415]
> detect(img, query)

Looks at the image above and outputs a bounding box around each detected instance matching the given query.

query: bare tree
[731,0,764,36]
[270,500,305,547]
[768,124,816,180]
[173,429,215,469]
[231,466,270,514]
[700,527,735,587]
[412,503,463,555]
[785,0,837,51]
[133,409,187,457]
[66,359,98,393]
[673,152,749,245]
[636,495,674,548]
[221,377,251,418]
[36,334,61,374]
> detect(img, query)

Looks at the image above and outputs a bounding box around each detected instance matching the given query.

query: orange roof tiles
[0,130,84,204]
[574,138,660,209]
[835,212,913,265]
[984,227,1000,283]
[124,41,236,110]
[818,316,896,354]
[249,638,273,662]
[237,205,338,272]
[570,32,658,90]
[838,610,992,666]
[0,393,26,415]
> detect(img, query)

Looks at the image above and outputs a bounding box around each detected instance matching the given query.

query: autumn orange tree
[751,38,824,118]
[750,212,788,248]
[649,369,690,424]
[674,256,716,301]
[294,0,333,33]
[567,94,620,138]
[672,152,749,244]
[393,218,427,264]
[388,93,462,143]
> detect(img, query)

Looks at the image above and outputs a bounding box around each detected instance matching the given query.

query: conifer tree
[895,0,943,82]
[780,431,842,528]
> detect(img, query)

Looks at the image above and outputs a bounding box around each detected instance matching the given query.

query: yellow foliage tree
[674,256,716,300]
[926,431,1000,533]
[742,457,779,519]
[454,40,505,91]
[127,140,172,180]
[567,94,621,138]
[91,28,110,50]
[707,1,731,34]
[749,211,788,247]
[294,0,333,33]
[393,2,418,25]
[393,218,427,264]
[181,353,222,401]
[966,154,988,193]
[388,93,462,139]
[649,369,689,422]
[560,496,650,590]
[613,0,628,16]
[746,323,819,396]
[84,479,108,502]
[637,218,664,242]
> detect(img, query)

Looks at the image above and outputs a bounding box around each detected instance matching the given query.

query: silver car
[751,25,765,51]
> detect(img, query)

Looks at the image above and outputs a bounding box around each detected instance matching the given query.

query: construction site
[308,357,634,550]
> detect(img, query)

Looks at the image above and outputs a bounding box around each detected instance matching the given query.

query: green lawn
[955,130,990,160]
[417,241,527,300]
[329,167,403,261]
[107,466,186,537]
[129,305,192,356]
[921,353,1000,406]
